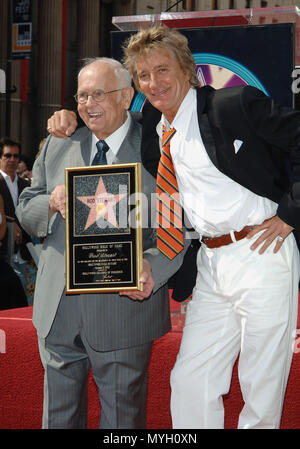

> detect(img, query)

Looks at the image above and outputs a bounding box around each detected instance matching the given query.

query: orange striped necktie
[156,125,184,259]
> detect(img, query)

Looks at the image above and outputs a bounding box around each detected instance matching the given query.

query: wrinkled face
[0,145,20,177]
[135,48,190,123]
[77,61,134,140]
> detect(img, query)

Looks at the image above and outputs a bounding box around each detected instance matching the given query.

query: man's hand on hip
[246,215,294,254]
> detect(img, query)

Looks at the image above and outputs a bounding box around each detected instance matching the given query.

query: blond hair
[123,26,199,91]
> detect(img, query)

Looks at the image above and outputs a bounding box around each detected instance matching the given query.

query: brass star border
[65,163,143,294]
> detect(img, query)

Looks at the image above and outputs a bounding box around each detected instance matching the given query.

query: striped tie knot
[156,126,184,259]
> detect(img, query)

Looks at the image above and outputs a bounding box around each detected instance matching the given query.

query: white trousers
[170,232,299,429]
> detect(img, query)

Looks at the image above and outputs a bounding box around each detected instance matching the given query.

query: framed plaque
[65,163,143,294]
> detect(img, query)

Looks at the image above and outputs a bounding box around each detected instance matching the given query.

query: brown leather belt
[202,225,253,249]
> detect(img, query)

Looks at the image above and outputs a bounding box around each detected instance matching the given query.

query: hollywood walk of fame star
[77,176,127,230]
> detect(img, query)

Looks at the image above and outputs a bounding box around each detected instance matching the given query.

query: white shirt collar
[0,169,19,209]
[91,112,131,164]
[0,169,17,184]
[156,88,196,139]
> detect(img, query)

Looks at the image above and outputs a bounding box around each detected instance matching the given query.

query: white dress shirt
[157,88,277,238]
[0,169,18,208]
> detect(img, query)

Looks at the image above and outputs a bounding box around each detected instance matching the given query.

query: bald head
[76,58,134,140]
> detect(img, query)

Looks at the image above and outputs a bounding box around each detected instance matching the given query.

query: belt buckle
[229,230,236,243]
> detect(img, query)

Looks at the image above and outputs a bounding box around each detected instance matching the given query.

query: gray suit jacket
[16,116,186,350]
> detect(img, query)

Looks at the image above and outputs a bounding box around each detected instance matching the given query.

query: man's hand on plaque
[119,259,154,301]
[49,185,66,219]
[47,110,78,138]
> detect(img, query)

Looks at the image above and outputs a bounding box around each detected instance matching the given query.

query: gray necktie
[92,140,109,165]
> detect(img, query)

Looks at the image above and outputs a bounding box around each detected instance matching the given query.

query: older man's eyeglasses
[74,87,129,104]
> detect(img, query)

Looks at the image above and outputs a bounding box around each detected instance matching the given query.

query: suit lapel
[17,176,29,197]
[141,102,162,177]
[74,128,92,166]
[17,177,22,196]
[196,87,219,169]
[111,117,141,165]
[0,173,16,216]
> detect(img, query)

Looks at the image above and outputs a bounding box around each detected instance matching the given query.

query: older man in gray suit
[16,58,185,429]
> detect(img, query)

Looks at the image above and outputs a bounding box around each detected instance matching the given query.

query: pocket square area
[233,139,243,153]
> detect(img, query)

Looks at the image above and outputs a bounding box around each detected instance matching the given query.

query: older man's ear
[121,86,135,111]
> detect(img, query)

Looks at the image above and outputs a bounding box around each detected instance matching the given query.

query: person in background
[0,137,31,304]
[0,194,6,240]
[16,57,186,429]
[0,193,27,310]
[17,153,37,303]
[17,154,33,182]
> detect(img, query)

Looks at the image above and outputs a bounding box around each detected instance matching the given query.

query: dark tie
[156,126,184,259]
[92,140,109,165]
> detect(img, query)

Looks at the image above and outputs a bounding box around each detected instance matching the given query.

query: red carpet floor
[0,296,299,429]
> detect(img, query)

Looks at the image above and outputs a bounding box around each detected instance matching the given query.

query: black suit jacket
[0,173,31,260]
[141,85,300,300]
